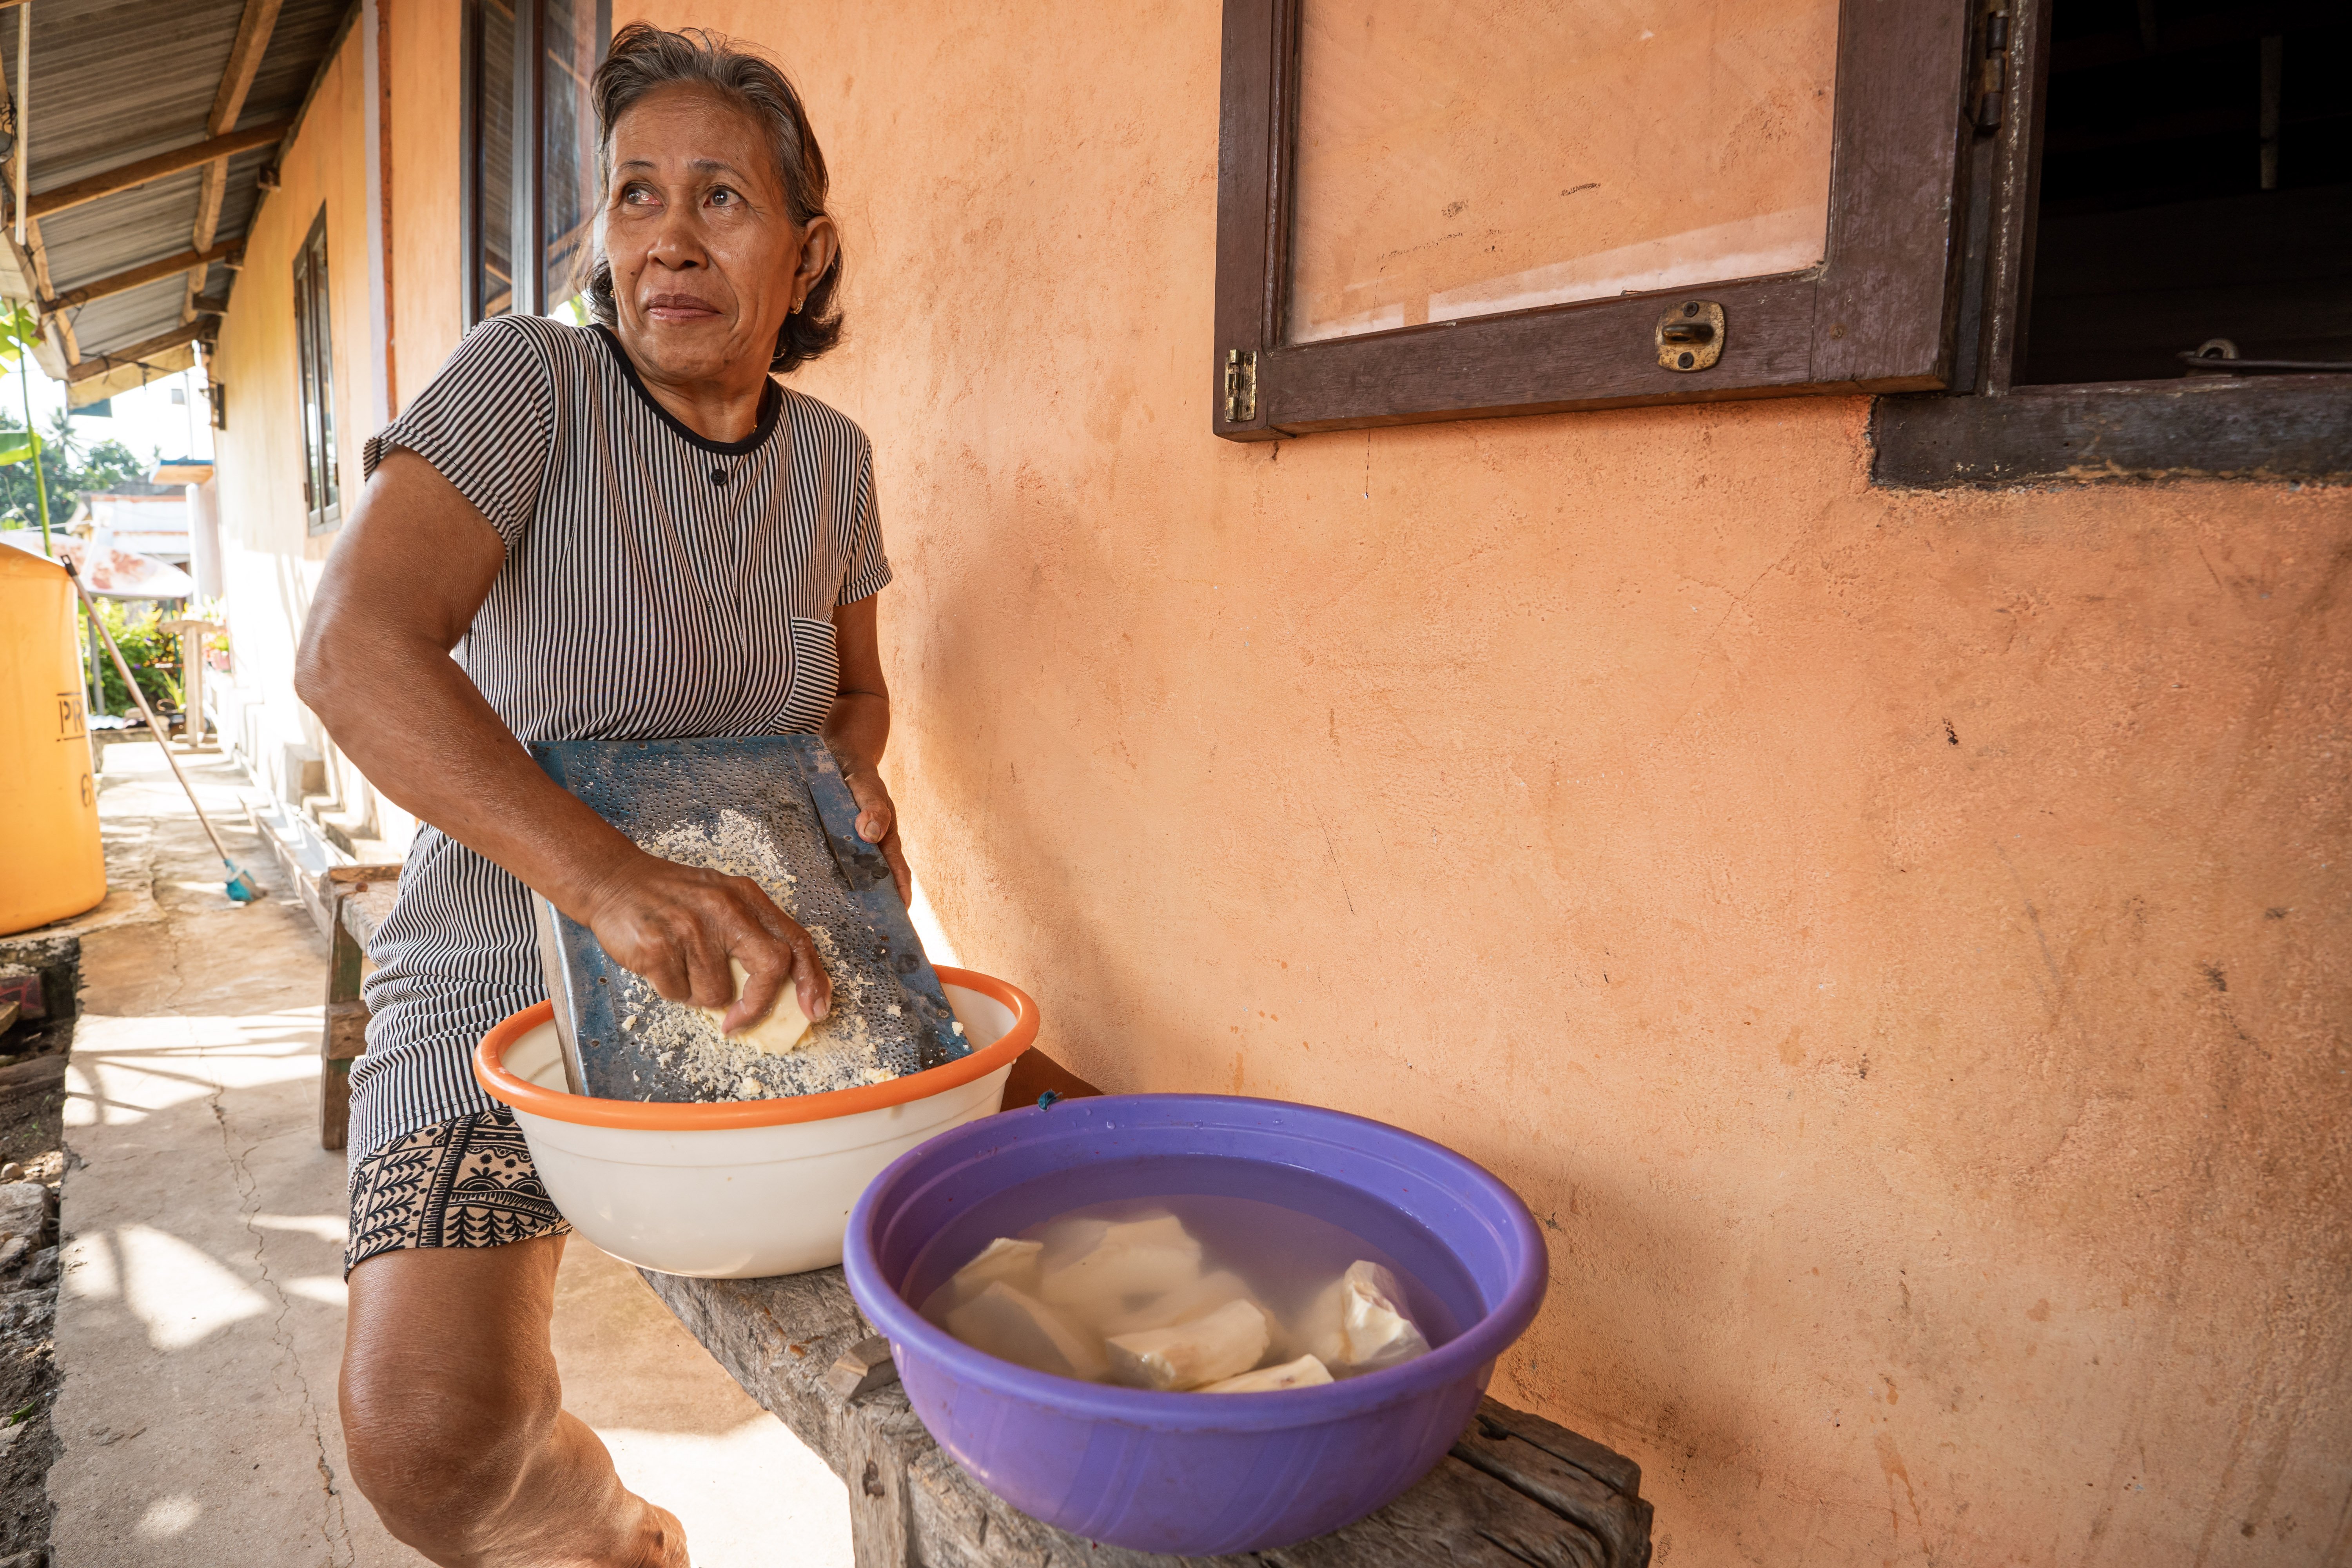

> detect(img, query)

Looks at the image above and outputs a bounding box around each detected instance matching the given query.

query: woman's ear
[793,214,841,307]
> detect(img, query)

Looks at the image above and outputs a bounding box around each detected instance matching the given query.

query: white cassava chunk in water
[1036,1211,1206,1319]
[920,1237,1045,1325]
[1105,1268,1254,1337]
[1105,1297,1271,1391]
[1293,1259,1430,1376]
[944,1282,1106,1381]
[699,958,814,1054]
[1202,1353,1334,1394]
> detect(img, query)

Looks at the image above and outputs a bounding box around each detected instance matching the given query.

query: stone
[0,1183,45,1246]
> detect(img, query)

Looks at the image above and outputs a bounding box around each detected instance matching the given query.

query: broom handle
[63,561,240,869]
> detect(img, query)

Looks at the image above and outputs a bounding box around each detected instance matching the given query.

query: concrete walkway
[45,742,853,1566]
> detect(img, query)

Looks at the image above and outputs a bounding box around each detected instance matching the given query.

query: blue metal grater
[528,735,969,1101]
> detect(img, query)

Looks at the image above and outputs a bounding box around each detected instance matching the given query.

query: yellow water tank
[0,544,105,934]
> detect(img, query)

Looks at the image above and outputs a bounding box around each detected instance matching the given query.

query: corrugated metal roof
[7,0,352,395]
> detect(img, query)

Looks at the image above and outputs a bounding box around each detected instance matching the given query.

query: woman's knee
[342,1338,561,1528]
[339,1240,566,1538]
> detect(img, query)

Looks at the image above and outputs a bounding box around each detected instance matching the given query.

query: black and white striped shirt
[350,313,890,1167]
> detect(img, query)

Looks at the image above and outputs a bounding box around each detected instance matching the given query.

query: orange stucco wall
[200,2,2348,1560]
[388,0,463,414]
[630,5,2347,1564]
[209,20,370,809]
[211,4,460,841]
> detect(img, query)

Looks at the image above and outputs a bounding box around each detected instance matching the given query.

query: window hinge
[1223,348,1257,423]
[1974,0,2011,132]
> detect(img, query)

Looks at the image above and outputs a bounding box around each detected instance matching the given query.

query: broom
[64,559,263,904]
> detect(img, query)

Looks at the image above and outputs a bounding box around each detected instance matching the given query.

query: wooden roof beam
[42,239,242,314]
[185,0,285,323]
[28,120,290,221]
[65,321,209,383]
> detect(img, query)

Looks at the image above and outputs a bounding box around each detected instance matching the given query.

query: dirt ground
[0,934,76,1568]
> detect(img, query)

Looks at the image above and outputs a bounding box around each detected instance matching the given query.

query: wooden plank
[0,1056,65,1093]
[1260,276,1824,435]
[185,0,286,323]
[1871,374,2352,487]
[1978,0,2053,395]
[28,120,293,221]
[847,1406,920,1568]
[1463,1396,1639,1501]
[1809,0,1973,389]
[207,0,287,135]
[64,323,209,383]
[0,1001,17,1039]
[643,1263,1647,1567]
[824,1336,901,1404]
[1211,0,1285,438]
[20,218,78,370]
[1452,1399,1651,1568]
[43,240,243,314]
[1264,1458,1608,1568]
[323,1000,367,1062]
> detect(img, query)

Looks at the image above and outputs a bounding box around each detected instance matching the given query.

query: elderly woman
[296,25,894,1564]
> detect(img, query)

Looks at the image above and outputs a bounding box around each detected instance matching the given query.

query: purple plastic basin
[842,1093,1548,1556]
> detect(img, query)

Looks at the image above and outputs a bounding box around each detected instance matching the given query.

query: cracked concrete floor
[45,742,854,1566]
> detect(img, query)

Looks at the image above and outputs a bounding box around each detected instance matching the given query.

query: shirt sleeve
[836,432,893,604]
[361,314,556,549]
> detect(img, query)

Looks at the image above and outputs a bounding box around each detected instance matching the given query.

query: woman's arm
[824,593,912,906]
[295,450,829,1031]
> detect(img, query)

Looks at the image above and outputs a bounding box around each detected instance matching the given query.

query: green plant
[84,598,180,716]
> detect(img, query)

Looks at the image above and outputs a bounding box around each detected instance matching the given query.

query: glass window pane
[478,0,516,319]
[293,258,317,512]
[1287,0,1840,345]
[541,0,603,313]
[312,230,338,509]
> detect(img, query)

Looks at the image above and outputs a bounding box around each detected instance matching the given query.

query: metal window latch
[1223,348,1257,423]
[1656,301,1724,372]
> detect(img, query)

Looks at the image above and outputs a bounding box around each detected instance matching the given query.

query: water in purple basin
[902,1154,1480,1382]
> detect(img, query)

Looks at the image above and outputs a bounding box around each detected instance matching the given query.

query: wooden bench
[646,1262,1652,1568]
[321,864,402,1150]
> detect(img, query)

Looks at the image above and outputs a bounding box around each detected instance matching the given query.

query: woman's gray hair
[583,24,843,373]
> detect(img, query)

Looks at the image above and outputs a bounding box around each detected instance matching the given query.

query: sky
[0,356,214,477]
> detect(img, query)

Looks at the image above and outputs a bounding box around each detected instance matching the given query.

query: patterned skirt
[345,1106,570,1275]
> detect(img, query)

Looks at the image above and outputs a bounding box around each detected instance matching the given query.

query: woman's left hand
[843,764,912,907]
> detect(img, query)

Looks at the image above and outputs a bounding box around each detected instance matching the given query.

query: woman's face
[601,83,837,388]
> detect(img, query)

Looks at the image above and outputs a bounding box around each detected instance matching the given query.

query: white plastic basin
[474,968,1038,1278]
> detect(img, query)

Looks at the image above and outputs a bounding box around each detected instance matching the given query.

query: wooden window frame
[461,0,611,327]
[1870,0,2352,487]
[1212,0,1977,440]
[294,207,341,535]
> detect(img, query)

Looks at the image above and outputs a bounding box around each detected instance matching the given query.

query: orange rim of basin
[473,966,1040,1131]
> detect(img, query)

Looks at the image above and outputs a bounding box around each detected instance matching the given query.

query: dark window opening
[2021,0,2352,385]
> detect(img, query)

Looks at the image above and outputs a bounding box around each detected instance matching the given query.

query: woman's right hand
[577,851,831,1033]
